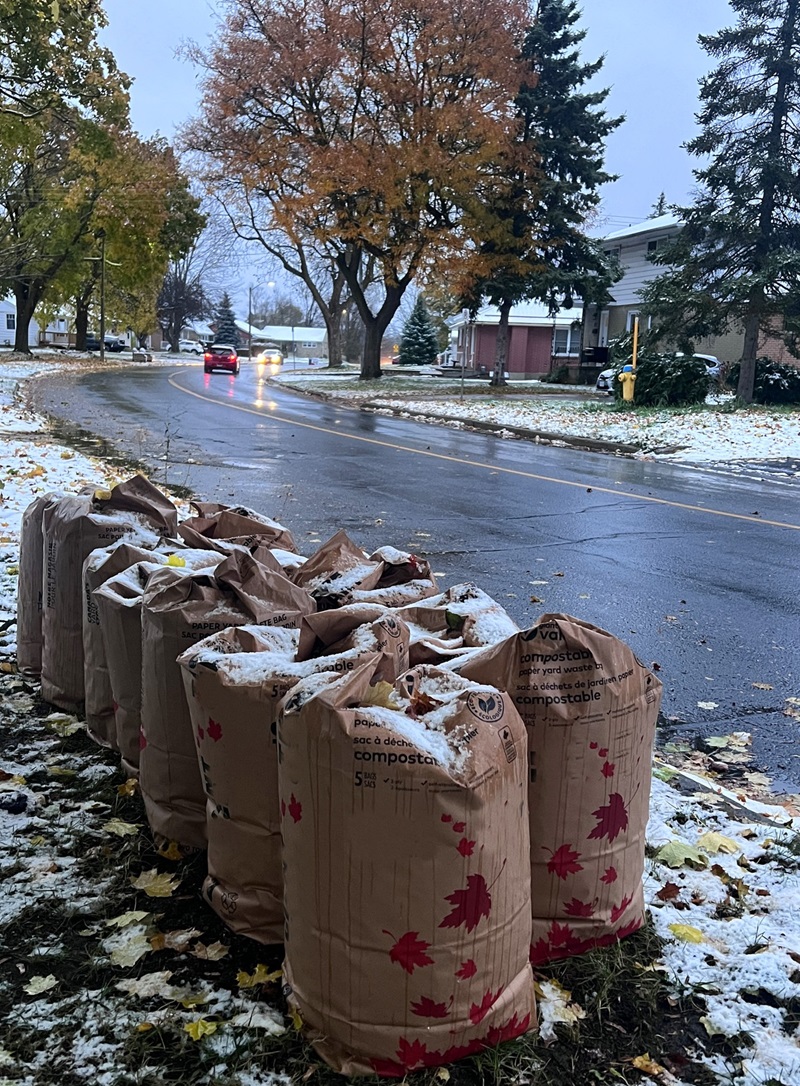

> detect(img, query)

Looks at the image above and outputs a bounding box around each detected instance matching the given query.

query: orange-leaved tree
[184,0,532,380]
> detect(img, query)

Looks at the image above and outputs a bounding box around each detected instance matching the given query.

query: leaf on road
[102,819,140,837]
[697,831,740,855]
[751,682,773,690]
[656,840,708,870]
[130,869,181,898]
[697,701,719,711]
[23,974,57,995]
[669,923,705,944]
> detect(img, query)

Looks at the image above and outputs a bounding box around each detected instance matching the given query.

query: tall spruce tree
[398,296,439,366]
[641,0,800,402]
[213,291,240,346]
[459,0,622,385]
[650,193,669,217]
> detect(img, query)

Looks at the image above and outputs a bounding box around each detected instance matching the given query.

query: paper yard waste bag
[41,477,177,710]
[455,614,662,964]
[292,530,437,609]
[82,541,162,748]
[140,552,316,848]
[278,660,535,1074]
[178,503,296,553]
[178,612,409,942]
[94,551,220,777]
[395,583,519,666]
[17,492,64,677]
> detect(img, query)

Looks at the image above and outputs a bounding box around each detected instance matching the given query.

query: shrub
[727,357,800,405]
[540,364,570,384]
[610,351,709,407]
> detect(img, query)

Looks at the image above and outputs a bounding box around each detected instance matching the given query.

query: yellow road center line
[168,373,800,531]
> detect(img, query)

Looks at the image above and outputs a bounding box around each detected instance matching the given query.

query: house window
[603,246,621,259]
[6,314,15,330]
[647,237,672,254]
[626,311,641,332]
[552,326,580,356]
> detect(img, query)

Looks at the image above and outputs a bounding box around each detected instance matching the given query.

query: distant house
[582,216,794,366]
[0,298,39,349]
[447,302,584,380]
[245,322,327,360]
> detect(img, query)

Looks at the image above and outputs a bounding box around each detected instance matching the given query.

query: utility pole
[248,285,253,358]
[97,228,106,363]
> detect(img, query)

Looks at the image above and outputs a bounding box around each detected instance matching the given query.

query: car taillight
[204,353,211,360]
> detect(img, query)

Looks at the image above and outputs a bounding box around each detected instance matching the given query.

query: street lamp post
[248,285,253,359]
[97,228,106,364]
[291,323,295,370]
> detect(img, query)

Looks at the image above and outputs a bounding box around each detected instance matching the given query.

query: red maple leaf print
[288,793,302,823]
[455,958,477,980]
[452,821,466,834]
[486,1011,532,1046]
[196,725,205,741]
[564,897,595,918]
[588,793,628,842]
[457,837,475,857]
[530,936,551,965]
[600,865,618,884]
[610,894,634,923]
[441,813,452,823]
[546,843,584,880]
[207,718,223,742]
[397,1037,429,1070]
[384,930,434,974]
[601,761,615,778]
[439,873,492,932]
[598,747,608,758]
[280,798,286,818]
[589,741,598,749]
[410,996,450,1019]
[548,920,577,950]
[469,987,503,1025]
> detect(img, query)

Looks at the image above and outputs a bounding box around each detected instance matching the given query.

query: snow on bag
[454,614,662,963]
[395,583,519,666]
[82,541,162,748]
[178,608,410,942]
[40,476,178,711]
[16,491,66,677]
[291,529,437,609]
[139,551,316,848]
[178,502,296,553]
[278,660,535,1075]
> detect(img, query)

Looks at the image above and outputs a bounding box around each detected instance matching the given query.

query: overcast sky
[100,0,733,233]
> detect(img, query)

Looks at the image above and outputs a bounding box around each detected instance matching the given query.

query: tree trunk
[360,318,384,380]
[738,308,761,405]
[490,298,512,386]
[326,316,343,368]
[13,282,38,354]
[74,285,93,350]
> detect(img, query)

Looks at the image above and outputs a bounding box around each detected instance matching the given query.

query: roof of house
[602,214,681,241]
[449,301,584,328]
[257,324,327,344]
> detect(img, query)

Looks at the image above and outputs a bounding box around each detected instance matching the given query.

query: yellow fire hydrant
[617,364,636,402]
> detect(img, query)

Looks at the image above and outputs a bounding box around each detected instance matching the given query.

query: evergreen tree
[459,0,623,384]
[213,291,240,346]
[649,192,668,217]
[398,296,438,366]
[641,0,800,402]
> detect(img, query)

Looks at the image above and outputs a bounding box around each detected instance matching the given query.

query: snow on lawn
[367,397,800,463]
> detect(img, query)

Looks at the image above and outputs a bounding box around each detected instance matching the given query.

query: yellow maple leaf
[23,974,58,995]
[363,681,399,709]
[289,1006,303,1031]
[668,923,705,944]
[102,819,140,837]
[136,1022,154,1033]
[237,964,282,989]
[47,766,76,778]
[117,778,139,796]
[156,840,184,862]
[130,869,181,898]
[697,831,740,855]
[184,1018,218,1041]
[631,1053,667,1076]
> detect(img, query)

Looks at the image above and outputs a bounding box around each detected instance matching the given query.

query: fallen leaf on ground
[117,778,139,796]
[109,932,153,967]
[669,923,705,944]
[655,840,708,869]
[535,978,587,1043]
[700,1015,728,1036]
[228,1008,285,1034]
[149,927,202,952]
[102,819,140,837]
[631,1053,668,1076]
[697,831,740,855]
[751,682,773,690]
[237,964,282,988]
[43,713,83,736]
[23,974,57,995]
[655,882,682,902]
[47,766,76,778]
[156,840,184,861]
[116,971,175,999]
[184,1018,218,1041]
[191,941,229,960]
[697,701,719,710]
[105,910,151,929]
[130,869,181,898]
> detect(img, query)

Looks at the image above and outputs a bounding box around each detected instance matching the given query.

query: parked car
[83,335,125,353]
[595,353,722,394]
[179,339,202,354]
[204,343,240,375]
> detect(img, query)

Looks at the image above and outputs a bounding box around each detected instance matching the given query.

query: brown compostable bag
[395,583,519,666]
[278,660,535,1075]
[178,612,409,942]
[178,503,296,553]
[82,541,163,748]
[140,552,316,848]
[455,614,662,963]
[292,531,437,609]
[94,551,221,777]
[16,492,64,677]
[41,476,176,710]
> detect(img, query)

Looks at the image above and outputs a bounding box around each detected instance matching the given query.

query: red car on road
[204,343,240,375]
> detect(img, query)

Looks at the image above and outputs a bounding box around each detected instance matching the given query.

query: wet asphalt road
[32,363,800,791]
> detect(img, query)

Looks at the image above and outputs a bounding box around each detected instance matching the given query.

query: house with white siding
[0,297,39,349]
